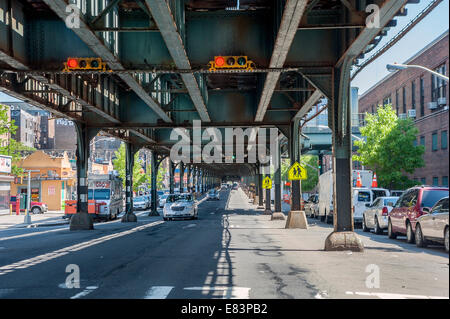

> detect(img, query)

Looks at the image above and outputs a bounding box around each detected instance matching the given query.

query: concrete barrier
[69,212,94,230]
[324,231,364,252]
[121,212,137,222]
[285,211,308,229]
[271,212,285,220]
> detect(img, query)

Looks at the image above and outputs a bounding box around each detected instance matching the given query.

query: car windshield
[134,196,146,202]
[88,189,110,200]
[384,197,399,206]
[167,194,193,203]
[372,190,388,200]
[421,190,449,208]
[209,191,216,195]
[161,195,168,199]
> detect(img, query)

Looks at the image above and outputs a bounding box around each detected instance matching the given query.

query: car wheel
[32,207,41,214]
[163,217,168,221]
[444,227,449,253]
[406,222,415,244]
[388,219,397,239]
[415,224,427,248]
[362,216,369,232]
[374,217,383,235]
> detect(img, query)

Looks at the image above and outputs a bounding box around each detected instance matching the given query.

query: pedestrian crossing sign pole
[262,177,272,189]
[288,162,307,180]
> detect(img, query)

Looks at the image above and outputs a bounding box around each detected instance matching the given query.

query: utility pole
[23,169,40,224]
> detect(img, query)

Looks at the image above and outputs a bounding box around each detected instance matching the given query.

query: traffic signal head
[209,56,254,71]
[64,57,105,71]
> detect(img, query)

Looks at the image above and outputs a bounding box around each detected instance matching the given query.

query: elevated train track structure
[0,0,420,250]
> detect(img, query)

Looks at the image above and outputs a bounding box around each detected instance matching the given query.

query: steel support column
[150,151,159,216]
[169,160,175,194]
[179,162,185,192]
[122,143,139,222]
[70,123,98,230]
[258,170,264,208]
[274,140,282,213]
[324,58,363,251]
[290,119,302,212]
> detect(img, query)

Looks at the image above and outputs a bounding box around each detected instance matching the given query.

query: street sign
[262,177,272,189]
[288,162,307,180]
[0,155,12,174]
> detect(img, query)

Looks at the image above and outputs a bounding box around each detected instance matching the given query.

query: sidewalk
[0,211,69,229]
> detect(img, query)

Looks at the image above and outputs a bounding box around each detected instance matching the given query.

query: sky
[1,0,449,102]
[352,0,450,95]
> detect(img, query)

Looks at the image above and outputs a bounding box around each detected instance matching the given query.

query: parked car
[415,197,449,252]
[362,196,399,234]
[207,189,220,201]
[10,196,48,214]
[133,196,149,210]
[388,186,449,243]
[159,194,168,208]
[305,194,318,218]
[353,187,390,225]
[163,193,198,220]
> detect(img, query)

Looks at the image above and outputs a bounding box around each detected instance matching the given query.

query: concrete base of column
[121,212,137,222]
[324,231,364,252]
[148,210,160,216]
[263,209,272,215]
[271,212,285,220]
[70,212,94,230]
[285,211,308,229]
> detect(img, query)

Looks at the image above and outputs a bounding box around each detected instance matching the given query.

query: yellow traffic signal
[63,57,106,72]
[209,56,255,71]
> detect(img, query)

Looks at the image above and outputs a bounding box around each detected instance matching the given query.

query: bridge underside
[0,0,414,249]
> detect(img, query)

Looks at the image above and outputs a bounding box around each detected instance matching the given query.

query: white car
[353,187,390,225]
[163,193,198,220]
[362,196,399,234]
[159,194,168,208]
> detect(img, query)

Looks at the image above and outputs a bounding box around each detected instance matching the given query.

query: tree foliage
[281,155,319,192]
[112,143,149,191]
[0,104,36,176]
[353,104,424,190]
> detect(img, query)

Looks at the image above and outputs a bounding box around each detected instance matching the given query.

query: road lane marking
[184,287,250,299]
[144,286,174,299]
[70,286,98,299]
[0,221,164,276]
[0,227,67,242]
[183,224,197,229]
[345,291,448,299]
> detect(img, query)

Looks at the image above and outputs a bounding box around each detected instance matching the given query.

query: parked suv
[388,186,449,243]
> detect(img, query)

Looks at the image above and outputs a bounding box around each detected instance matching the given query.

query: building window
[432,177,439,186]
[443,176,449,187]
[421,177,426,185]
[395,89,399,115]
[402,87,406,114]
[371,105,374,114]
[432,132,438,151]
[413,139,417,147]
[411,80,416,110]
[442,130,448,149]
[383,95,392,107]
[420,77,425,117]
[420,136,425,147]
[431,64,447,102]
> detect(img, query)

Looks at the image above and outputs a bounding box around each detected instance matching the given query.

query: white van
[353,187,390,224]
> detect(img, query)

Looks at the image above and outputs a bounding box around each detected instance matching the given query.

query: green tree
[0,104,35,176]
[112,143,149,192]
[353,104,424,190]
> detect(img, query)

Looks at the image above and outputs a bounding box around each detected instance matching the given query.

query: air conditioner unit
[428,101,438,110]
[438,97,447,105]
[399,113,407,119]
[408,109,416,118]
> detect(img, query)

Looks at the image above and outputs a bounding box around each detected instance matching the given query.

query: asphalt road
[0,188,448,299]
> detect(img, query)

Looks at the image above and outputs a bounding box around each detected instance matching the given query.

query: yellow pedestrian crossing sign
[262,176,272,189]
[288,162,307,180]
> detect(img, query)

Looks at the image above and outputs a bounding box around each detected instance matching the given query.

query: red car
[10,196,48,214]
[388,186,449,243]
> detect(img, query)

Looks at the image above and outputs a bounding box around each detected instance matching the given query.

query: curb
[11,221,70,229]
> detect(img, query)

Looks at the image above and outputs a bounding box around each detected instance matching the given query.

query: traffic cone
[371,173,378,188]
[356,172,363,187]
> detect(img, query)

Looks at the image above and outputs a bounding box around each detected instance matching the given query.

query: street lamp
[386,63,449,82]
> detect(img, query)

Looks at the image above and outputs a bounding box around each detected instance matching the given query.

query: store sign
[0,155,12,174]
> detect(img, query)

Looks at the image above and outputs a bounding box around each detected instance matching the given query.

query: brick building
[358,30,449,187]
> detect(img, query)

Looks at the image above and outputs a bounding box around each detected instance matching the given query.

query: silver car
[415,197,449,253]
[163,193,198,220]
[362,196,399,234]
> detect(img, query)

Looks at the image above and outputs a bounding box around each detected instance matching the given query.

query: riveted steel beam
[336,0,409,67]
[293,90,323,120]
[145,0,210,122]
[255,0,308,122]
[41,0,172,123]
